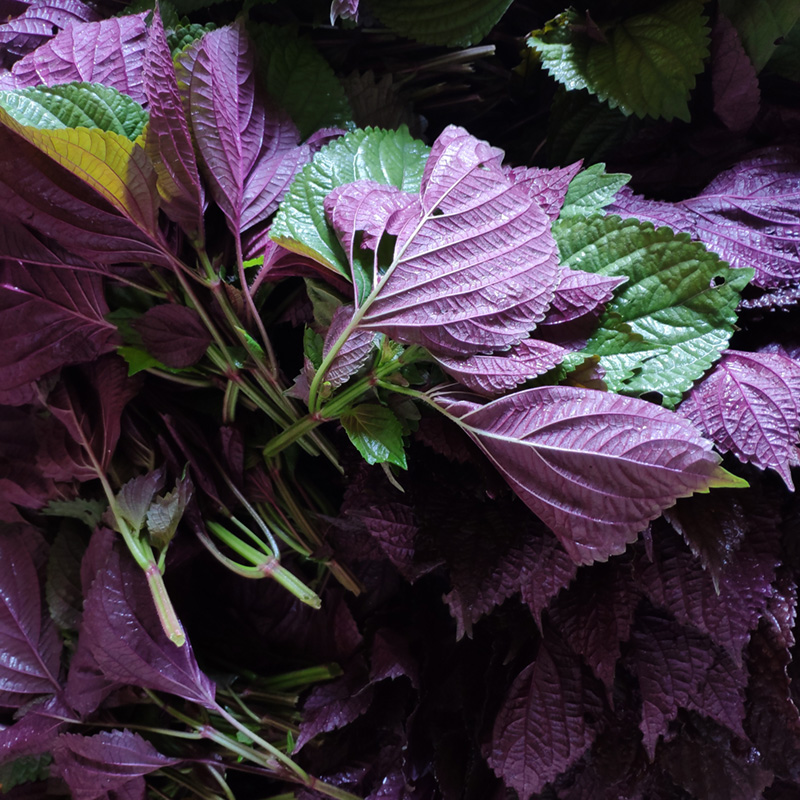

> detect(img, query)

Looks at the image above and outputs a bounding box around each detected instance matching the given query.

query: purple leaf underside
[0,262,118,405]
[438,386,731,565]
[434,339,568,396]
[188,24,308,236]
[504,160,582,221]
[321,304,377,388]
[326,125,561,357]
[133,305,212,368]
[330,0,358,24]
[609,147,800,288]
[0,14,148,102]
[0,527,62,707]
[679,349,800,489]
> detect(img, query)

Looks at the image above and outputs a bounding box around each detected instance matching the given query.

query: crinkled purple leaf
[437,385,737,566]
[143,5,205,241]
[638,521,779,665]
[659,716,773,800]
[296,664,374,751]
[627,612,746,759]
[0,125,171,267]
[488,633,602,798]
[679,349,800,489]
[0,14,147,103]
[81,546,215,708]
[539,267,626,327]
[321,304,377,389]
[0,262,118,405]
[0,526,62,707]
[330,0,358,24]
[504,161,582,221]
[549,559,641,691]
[0,0,100,67]
[187,23,308,236]
[53,729,181,800]
[711,15,760,133]
[434,339,569,397]
[745,569,800,779]
[369,628,419,690]
[608,147,800,288]
[327,126,560,357]
[0,695,73,765]
[132,305,211,369]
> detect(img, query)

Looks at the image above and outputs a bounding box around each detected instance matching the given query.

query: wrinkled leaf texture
[437,386,740,565]
[608,147,800,288]
[679,349,800,489]
[133,305,212,369]
[325,125,560,357]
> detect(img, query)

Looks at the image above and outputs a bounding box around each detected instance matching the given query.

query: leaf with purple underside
[330,0,358,24]
[0,263,118,406]
[0,526,62,708]
[0,695,74,765]
[187,24,308,236]
[45,526,86,632]
[679,350,800,490]
[133,305,212,369]
[437,386,741,565]
[638,521,779,665]
[144,5,205,242]
[321,304,377,389]
[711,14,760,133]
[626,611,746,759]
[53,730,181,800]
[488,632,603,798]
[0,0,100,68]
[81,546,215,708]
[608,147,800,288]
[434,339,569,397]
[0,15,148,103]
[325,125,560,357]
[504,161,582,221]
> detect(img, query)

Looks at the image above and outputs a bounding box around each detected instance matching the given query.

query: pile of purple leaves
[3,1,800,798]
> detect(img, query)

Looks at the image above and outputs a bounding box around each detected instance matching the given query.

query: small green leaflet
[40,498,107,530]
[720,0,800,72]
[167,22,217,56]
[304,326,324,370]
[368,0,513,47]
[559,163,630,219]
[271,126,430,278]
[0,754,52,793]
[0,82,148,140]
[340,404,407,468]
[529,0,710,122]
[249,23,352,140]
[553,215,753,408]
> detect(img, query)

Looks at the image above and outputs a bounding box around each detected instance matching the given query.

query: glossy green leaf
[369,0,513,46]
[553,215,753,407]
[250,23,352,140]
[340,404,407,468]
[271,126,430,276]
[720,0,800,72]
[167,22,217,56]
[0,83,148,139]
[763,19,800,79]
[559,163,630,219]
[529,1,710,121]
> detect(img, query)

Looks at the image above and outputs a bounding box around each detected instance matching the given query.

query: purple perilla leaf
[0,526,62,708]
[53,729,181,800]
[143,5,205,242]
[330,0,358,24]
[0,14,148,103]
[638,521,779,666]
[434,339,569,397]
[711,14,760,133]
[0,263,118,406]
[608,147,800,288]
[627,611,746,760]
[437,386,740,566]
[0,695,74,765]
[325,125,560,357]
[679,349,800,490]
[504,161,582,221]
[45,526,86,632]
[0,0,100,68]
[321,304,378,389]
[186,23,309,236]
[81,545,215,708]
[539,267,627,327]
[488,632,603,799]
[132,305,212,369]
[115,468,166,534]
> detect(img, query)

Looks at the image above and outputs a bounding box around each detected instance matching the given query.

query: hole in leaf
[710,275,725,287]
[432,207,444,217]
